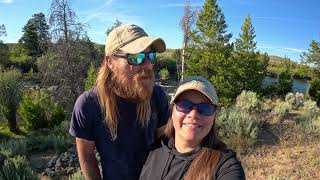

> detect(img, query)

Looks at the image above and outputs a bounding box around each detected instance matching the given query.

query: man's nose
[140,56,153,70]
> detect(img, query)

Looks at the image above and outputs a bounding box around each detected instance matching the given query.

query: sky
[0,0,319,62]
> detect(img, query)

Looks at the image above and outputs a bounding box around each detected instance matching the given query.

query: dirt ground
[240,142,320,180]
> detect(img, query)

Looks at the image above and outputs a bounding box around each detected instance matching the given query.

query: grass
[0,122,28,141]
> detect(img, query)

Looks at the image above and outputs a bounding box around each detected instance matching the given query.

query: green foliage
[217,107,261,140]
[285,92,304,110]
[0,24,6,37]
[235,91,261,112]
[159,68,169,80]
[106,19,122,36]
[0,69,22,132]
[272,99,290,121]
[154,52,177,76]
[295,100,320,134]
[234,15,256,53]
[69,168,85,180]
[0,139,28,157]
[301,40,320,70]
[9,45,33,72]
[0,155,38,180]
[19,13,49,57]
[308,77,320,105]
[85,62,96,91]
[186,0,236,101]
[0,41,10,68]
[18,89,66,131]
[265,70,293,97]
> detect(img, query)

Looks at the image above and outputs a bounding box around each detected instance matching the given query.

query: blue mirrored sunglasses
[175,99,217,116]
[114,51,156,65]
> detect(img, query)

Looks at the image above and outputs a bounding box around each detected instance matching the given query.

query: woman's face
[172,90,215,148]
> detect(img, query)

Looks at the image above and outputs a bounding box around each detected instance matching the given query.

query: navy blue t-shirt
[69,85,169,180]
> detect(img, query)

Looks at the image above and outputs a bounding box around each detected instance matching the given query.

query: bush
[285,92,304,110]
[159,68,169,80]
[85,62,96,91]
[308,77,320,105]
[235,91,261,112]
[69,168,85,180]
[272,99,290,121]
[262,99,274,111]
[0,69,22,132]
[0,155,38,180]
[217,107,261,140]
[18,89,66,130]
[296,99,319,132]
[0,139,28,157]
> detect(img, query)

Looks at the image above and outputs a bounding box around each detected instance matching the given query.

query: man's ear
[105,55,113,69]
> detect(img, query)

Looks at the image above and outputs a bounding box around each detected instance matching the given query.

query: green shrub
[308,77,320,105]
[159,68,169,80]
[302,100,318,112]
[0,139,28,157]
[285,92,304,110]
[18,89,65,130]
[69,168,85,180]
[262,99,274,111]
[0,155,38,180]
[235,91,261,112]
[0,69,22,132]
[85,62,96,91]
[272,99,290,120]
[217,107,261,139]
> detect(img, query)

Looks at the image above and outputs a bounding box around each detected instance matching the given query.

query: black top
[140,139,246,180]
[69,85,170,180]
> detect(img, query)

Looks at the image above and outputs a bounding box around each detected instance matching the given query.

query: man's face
[108,47,154,102]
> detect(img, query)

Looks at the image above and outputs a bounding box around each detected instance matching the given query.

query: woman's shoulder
[214,149,246,180]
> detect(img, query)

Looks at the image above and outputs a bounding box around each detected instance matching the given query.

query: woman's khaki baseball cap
[105,24,166,55]
[170,76,219,105]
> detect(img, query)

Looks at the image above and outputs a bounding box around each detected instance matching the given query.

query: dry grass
[240,141,320,180]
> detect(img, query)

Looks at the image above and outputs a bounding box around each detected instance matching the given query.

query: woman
[140,76,245,180]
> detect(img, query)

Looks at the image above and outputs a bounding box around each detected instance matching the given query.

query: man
[69,24,170,180]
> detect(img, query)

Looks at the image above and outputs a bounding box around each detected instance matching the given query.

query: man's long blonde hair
[95,61,151,140]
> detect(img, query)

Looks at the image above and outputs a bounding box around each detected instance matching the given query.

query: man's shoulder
[151,84,168,101]
[75,88,99,110]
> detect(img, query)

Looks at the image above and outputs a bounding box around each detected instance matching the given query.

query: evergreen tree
[106,19,122,36]
[231,15,268,94]
[185,0,234,102]
[301,40,320,74]
[19,13,50,57]
[0,25,9,68]
[85,62,96,91]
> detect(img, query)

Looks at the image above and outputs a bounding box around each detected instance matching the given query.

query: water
[262,76,310,94]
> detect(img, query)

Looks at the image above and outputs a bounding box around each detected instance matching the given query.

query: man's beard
[111,68,154,102]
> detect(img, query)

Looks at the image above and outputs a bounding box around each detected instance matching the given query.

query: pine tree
[232,15,268,94]
[301,40,320,73]
[185,0,234,102]
[85,63,96,91]
[0,25,9,68]
[19,13,49,57]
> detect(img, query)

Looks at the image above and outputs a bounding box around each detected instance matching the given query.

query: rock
[55,157,62,168]
[67,167,76,174]
[47,155,59,168]
[45,168,54,177]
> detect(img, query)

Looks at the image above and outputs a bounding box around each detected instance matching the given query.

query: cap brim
[120,36,166,54]
[170,84,217,105]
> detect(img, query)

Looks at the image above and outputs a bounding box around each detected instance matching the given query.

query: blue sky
[0,0,319,62]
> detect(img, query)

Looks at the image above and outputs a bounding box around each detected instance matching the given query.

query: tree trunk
[7,106,17,133]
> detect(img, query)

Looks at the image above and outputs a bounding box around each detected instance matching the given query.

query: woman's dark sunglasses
[113,51,156,65]
[175,99,217,116]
